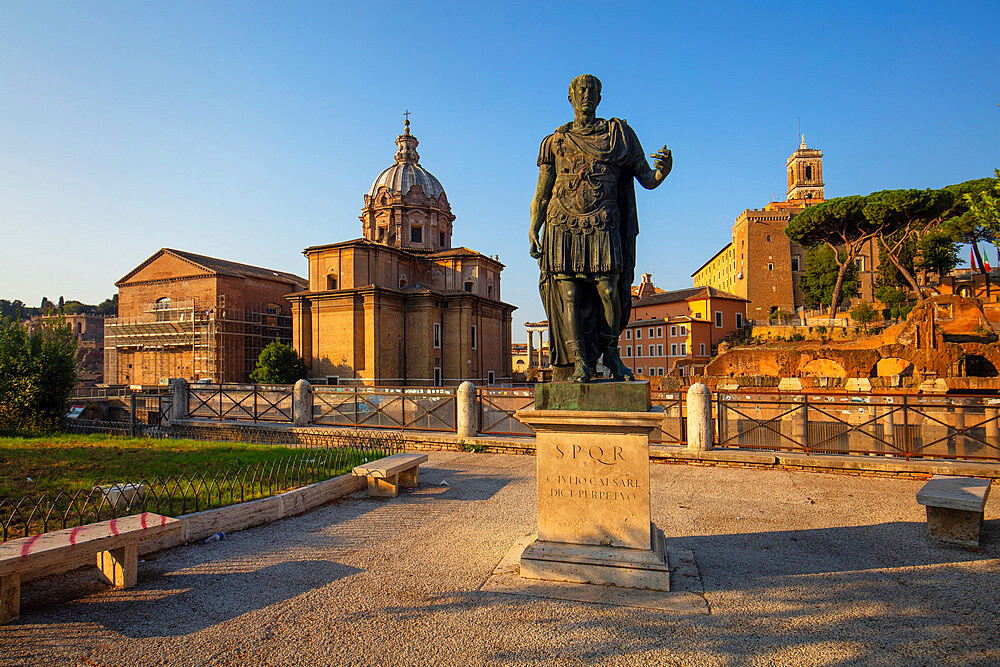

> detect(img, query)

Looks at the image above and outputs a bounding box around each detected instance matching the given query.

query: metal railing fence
[312,386,458,431]
[188,384,293,422]
[650,391,686,444]
[478,387,535,436]
[3,428,401,542]
[715,392,1000,461]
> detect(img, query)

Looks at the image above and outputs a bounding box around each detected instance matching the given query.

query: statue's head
[568,74,601,114]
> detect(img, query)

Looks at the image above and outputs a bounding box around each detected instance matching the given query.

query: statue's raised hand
[651,146,672,177]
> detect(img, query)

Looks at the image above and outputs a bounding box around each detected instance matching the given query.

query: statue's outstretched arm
[530,165,555,259]
[634,146,672,190]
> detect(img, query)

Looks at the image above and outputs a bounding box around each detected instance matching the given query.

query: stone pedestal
[516,401,668,591]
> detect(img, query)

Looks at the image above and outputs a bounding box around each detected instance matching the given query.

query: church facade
[289,121,515,386]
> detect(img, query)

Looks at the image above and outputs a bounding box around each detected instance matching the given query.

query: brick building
[692,137,879,320]
[619,274,748,377]
[104,249,306,385]
[289,121,515,386]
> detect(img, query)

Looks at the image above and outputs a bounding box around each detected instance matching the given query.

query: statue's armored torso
[538,118,641,277]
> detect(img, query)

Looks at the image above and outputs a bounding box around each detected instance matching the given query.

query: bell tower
[786,135,824,203]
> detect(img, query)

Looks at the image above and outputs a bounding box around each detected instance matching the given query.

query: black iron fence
[716,392,1000,461]
[3,428,401,541]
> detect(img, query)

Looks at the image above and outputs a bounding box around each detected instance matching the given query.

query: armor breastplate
[548,132,621,234]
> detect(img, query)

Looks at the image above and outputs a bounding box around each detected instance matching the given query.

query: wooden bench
[0,512,181,623]
[353,453,428,498]
[916,475,991,548]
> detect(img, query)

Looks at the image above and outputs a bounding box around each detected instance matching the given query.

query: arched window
[399,278,408,288]
[327,274,338,290]
[806,165,813,180]
[464,281,474,293]
[154,297,172,321]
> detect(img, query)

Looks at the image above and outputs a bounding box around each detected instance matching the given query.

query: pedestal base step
[520,524,670,592]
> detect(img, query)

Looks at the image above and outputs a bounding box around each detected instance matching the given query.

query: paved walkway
[2,452,999,666]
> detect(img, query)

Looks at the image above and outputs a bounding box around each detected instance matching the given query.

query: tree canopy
[786,196,874,317]
[862,188,954,298]
[788,177,999,314]
[251,341,306,384]
[0,317,78,435]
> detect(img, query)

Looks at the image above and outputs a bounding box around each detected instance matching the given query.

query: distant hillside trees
[0,316,78,435]
[0,294,118,320]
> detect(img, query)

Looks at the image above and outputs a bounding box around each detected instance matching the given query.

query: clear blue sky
[2,1,998,330]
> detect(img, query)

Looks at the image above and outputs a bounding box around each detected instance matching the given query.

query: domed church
[289,119,515,386]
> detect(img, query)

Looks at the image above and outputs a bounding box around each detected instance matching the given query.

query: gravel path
[3,452,999,666]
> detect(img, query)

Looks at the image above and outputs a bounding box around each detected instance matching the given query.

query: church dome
[368,163,445,199]
[367,120,446,200]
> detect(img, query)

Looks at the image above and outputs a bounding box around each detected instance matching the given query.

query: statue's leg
[596,274,633,381]
[557,278,590,383]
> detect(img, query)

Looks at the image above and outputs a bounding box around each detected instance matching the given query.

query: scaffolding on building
[104,299,293,385]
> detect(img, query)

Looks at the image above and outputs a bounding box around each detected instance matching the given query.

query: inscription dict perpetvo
[547,473,640,502]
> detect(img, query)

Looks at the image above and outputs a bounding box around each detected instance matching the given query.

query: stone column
[293,379,312,426]
[527,330,535,368]
[457,380,477,438]
[170,378,189,424]
[686,383,713,452]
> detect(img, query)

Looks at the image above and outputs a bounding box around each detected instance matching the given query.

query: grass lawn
[2,434,387,540]
[0,434,361,498]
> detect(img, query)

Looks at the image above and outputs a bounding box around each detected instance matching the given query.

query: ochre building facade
[619,274,748,377]
[289,121,515,386]
[105,249,306,385]
[692,138,879,320]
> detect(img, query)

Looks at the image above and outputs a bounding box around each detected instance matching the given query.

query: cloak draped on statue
[537,117,644,375]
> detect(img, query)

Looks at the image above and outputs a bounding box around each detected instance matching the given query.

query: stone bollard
[170,378,189,423]
[686,383,713,452]
[457,381,477,439]
[293,379,312,426]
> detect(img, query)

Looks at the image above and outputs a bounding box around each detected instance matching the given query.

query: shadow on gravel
[87,559,360,638]
[668,519,1000,588]
[400,466,516,501]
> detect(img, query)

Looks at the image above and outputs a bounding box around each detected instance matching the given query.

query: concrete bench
[353,453,428,498]
[916,475,991,548]
[0,512,181,623]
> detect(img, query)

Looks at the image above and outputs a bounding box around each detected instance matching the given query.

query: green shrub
[251,340,306,384]
[0,317,77,435]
